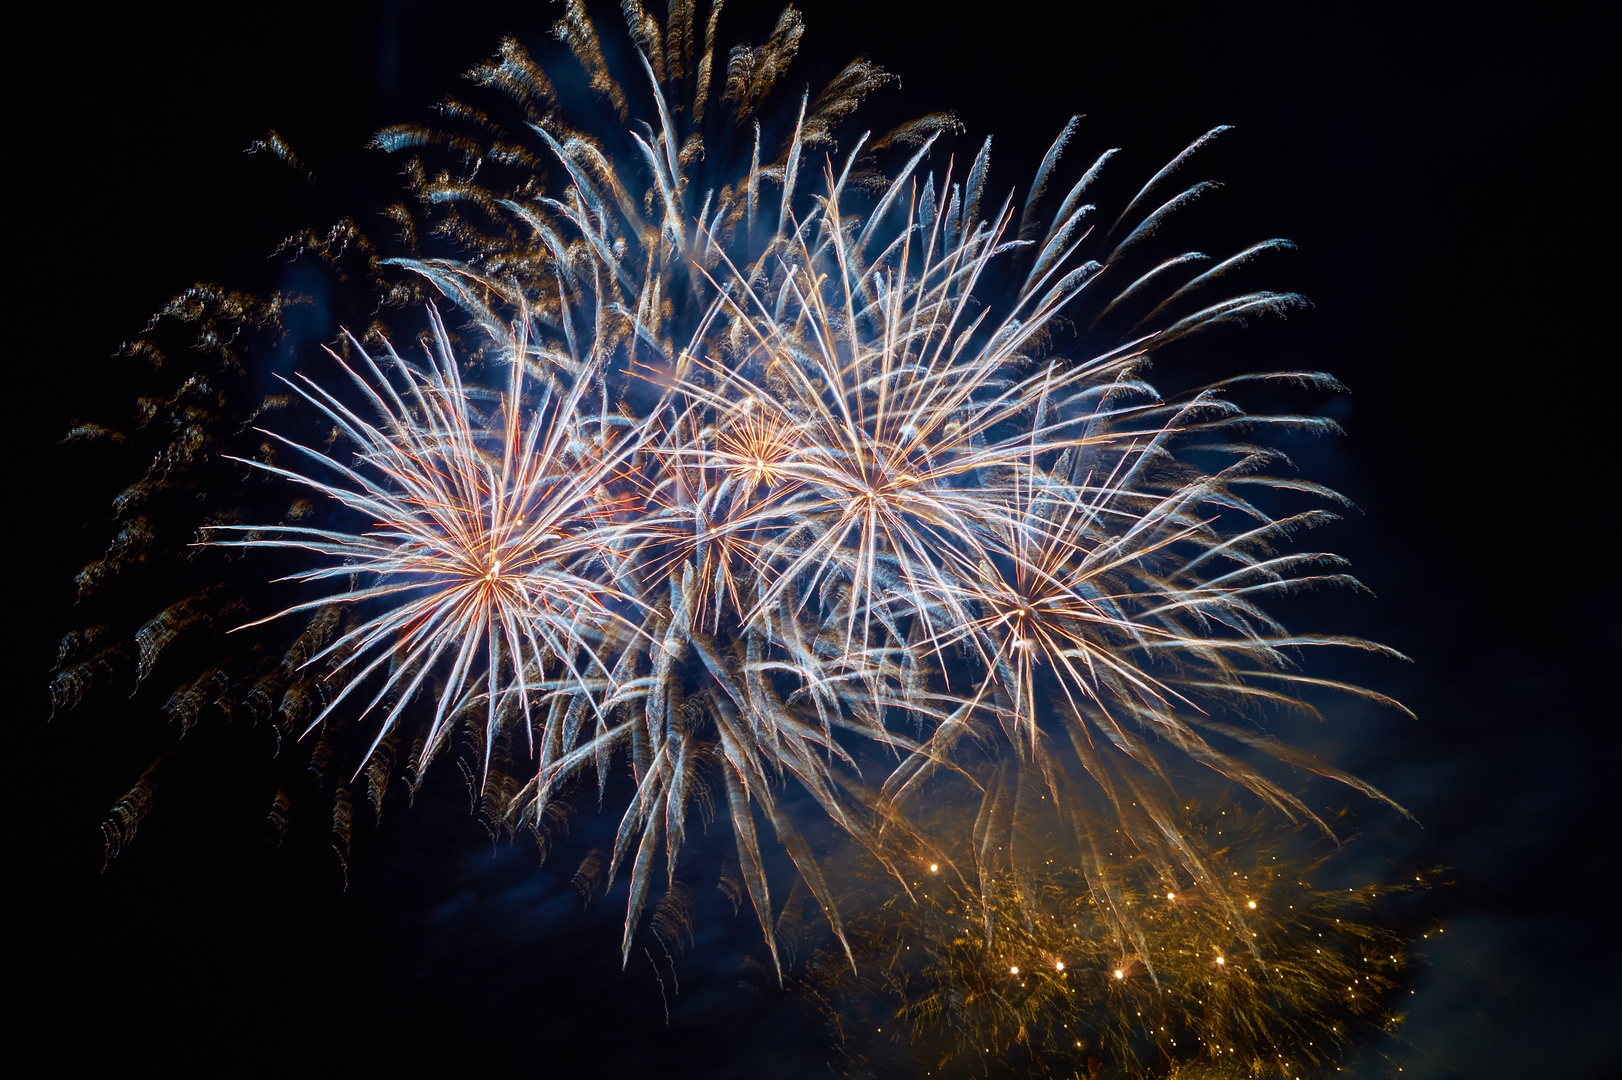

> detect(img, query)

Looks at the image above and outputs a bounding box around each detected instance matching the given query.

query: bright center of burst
[484,558,502,583]
[1114,970,1124,979]
[1009,966,1019,975]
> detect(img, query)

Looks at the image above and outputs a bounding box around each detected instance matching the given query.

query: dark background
[15,2,1613,1076]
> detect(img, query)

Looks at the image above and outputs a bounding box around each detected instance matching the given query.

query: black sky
[16,2,1614,1076]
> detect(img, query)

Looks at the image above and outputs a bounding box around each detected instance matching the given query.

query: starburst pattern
[59,3,1413,1008]
[209,308,646,777]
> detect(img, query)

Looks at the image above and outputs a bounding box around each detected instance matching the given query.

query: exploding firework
[205,307,648,779]
[57,0,1413,1002]
[790,792,1429,1078]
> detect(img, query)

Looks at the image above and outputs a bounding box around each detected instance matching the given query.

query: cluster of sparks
[204,0,1410,979]
[58,3,1421,1072]
[792,795,1425,1078]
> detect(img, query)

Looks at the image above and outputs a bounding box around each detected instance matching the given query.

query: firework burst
[793,794,1427,1078]
[58,0,1414,1000]
[208,306,647,779]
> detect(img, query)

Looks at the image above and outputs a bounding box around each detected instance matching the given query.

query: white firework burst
[180,0,1413,979]
[210,306,648,778]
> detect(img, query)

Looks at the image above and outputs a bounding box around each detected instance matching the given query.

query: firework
[205,307,647,779]
[58,0,1412,997]
[792,790,1426,1078]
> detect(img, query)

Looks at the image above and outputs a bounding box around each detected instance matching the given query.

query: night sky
[17,2,1612,1076]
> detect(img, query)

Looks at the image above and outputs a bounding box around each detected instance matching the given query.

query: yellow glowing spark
[1248,900,1257,908]
[1115,970,1124,979]
[1010,966,1019,975]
